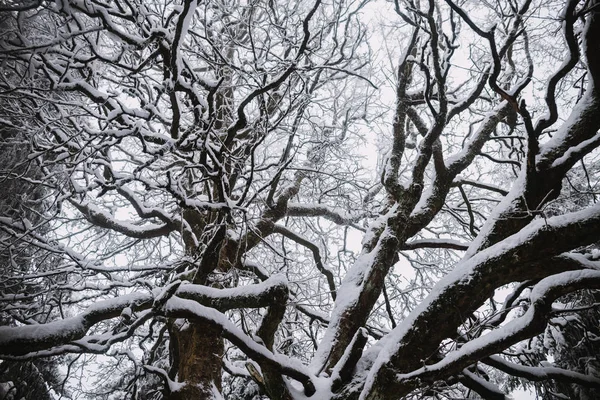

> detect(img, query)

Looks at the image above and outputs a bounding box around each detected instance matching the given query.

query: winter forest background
[1,0,600,399]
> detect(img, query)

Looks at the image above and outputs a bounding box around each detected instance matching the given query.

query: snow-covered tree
[1,0,600,399]
[0,7,68,399]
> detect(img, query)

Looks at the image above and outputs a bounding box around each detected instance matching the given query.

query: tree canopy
[1,0,600,399]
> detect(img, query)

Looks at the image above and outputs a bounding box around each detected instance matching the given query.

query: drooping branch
[0,291,152,357]
[0,274,289,357]
[484,355,600,388]
[459,369,506,400]
[68,200,177,239]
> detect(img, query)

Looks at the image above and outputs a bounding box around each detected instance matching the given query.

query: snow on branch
[0,275,288,357]
[368,270,600,397]
[163,296,317,395]
[177,274,289,311]
[0,291,151,357]
[287,202,365,230]
[69,200,177,239]
[484,355,600,388]
[360,204,600,399]
[459,369,506,400]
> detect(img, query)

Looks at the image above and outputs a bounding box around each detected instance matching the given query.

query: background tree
[0,0,599,399]
[0,7,69,400]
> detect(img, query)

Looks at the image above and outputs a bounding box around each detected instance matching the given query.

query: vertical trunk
[166,208,226,399]
[168,321,224,399]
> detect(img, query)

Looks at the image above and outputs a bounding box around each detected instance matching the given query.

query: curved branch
[68,200,176,239]
[533,0,580,136]
[223,0,323,147]
[484,355,600,388]
[272,224,337,301]
[460,369,506,400]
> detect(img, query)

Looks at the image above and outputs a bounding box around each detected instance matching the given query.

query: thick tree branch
[401,238,470,251]
[286,202,365,230]
[361,204,600,399]
[0,275,288,356]
[362,269,600,399]
[68,200,177,239]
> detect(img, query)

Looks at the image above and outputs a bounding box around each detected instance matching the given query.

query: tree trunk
[168,321,224,399]
[167,208,226,399]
